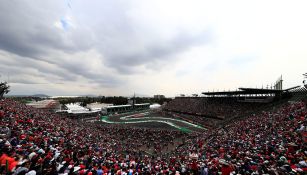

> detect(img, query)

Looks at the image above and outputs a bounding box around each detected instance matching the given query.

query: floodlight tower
[0,81,10,99]
[303,73,307,88]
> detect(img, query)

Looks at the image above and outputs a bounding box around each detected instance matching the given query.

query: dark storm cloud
[58,61,122,87]
[0,52,78,82]
[79,0,212,74]
[9,79,47,85]
[0,1,110,86]
[102,31,211,73]
[0,1,94,58]
[0,0,211,92]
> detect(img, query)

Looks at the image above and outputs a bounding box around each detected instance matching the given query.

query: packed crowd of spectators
[0,99,184,174]
[164,97,266,120]
[0,98,306,174]
[166,101,307,174]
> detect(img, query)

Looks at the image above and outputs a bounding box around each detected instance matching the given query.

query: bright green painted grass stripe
[120,116,206,130]
[100,115,198,133]
[179,127,191,133]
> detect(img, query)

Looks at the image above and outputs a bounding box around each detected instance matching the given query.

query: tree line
[56,96,172,106]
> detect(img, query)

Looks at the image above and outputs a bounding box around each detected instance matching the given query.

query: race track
[100,111,206,132]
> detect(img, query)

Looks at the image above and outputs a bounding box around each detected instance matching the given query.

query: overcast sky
[0,0,306,97]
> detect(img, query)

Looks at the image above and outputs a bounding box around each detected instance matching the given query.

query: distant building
[153,95,165,99]
[128,99,134,105]
[27,100,61,112]
[87,102,113,112]
[65,103,90,114]
[150,103,161,109]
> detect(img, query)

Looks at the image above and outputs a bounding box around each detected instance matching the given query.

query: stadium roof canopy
[202,87,284,96]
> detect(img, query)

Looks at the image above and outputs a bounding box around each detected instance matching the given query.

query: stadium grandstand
[64,103,90,114]
[163,77,305,128]
[101,103,150,114]
[1,75,307,174]
[164,88,286,118]
[286,73,307,101]
[56,102,151,120]
[55,103,101,120]
[26,99,61,112]
[57,102,110,114]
